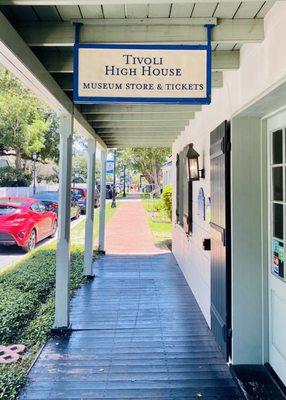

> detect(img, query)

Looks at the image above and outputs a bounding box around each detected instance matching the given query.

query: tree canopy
[0,69,59,169]
[117,147,171,192]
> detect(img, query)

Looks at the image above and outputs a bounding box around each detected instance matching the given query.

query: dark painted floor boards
[20,253,243,399]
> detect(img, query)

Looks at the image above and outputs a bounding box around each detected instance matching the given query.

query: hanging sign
[106,160,114,174]
[73,44,211,105]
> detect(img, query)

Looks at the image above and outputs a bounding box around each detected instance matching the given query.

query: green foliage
[117,148,171,193]
[0,247,84,399]
[0,364,26,400]
[38,111,60,163]
[72,155,88,182]
[144,199,164,213]
[0,166,32,187]
[0,69,59,169]
[162,184,173,220]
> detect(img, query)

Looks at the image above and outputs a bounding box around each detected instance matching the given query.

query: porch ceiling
[0,1,274,148]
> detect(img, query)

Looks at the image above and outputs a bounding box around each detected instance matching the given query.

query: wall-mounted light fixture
[199,168,205,179]
[185,144,200,181]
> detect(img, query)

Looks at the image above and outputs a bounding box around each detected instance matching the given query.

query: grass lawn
[142,198,172,246]
[0,202,120,399]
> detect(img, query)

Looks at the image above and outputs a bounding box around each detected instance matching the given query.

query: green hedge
[0,166,32,187]
[0,246,84,400]
[162,184,173,220]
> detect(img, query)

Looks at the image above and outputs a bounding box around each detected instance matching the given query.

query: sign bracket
[204,23,215,102]
[73,22,83,45]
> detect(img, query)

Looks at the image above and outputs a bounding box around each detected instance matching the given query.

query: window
[271,128,286,281]
[176,146,193,234]
[38,202,47,212]
[30,202,40,212]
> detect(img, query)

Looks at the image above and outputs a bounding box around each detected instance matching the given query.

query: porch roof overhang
[0,0,273,148]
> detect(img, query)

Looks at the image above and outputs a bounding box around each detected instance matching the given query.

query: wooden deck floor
[21,254,243,399]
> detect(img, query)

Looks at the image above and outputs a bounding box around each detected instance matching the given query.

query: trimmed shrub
[162,184,173,220]
[145,198,164,213]
[0,246,85,400]
[0,364,26,400]
[0,166,32,187]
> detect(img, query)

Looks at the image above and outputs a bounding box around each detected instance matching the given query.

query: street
[0,214,85,272]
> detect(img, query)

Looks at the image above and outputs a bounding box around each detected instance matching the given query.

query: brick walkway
[105,196,167,254]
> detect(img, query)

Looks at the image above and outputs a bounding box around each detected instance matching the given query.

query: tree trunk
[151,160,161,197]
[15,149,22,170]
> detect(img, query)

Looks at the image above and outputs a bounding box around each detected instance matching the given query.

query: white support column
[83,137,97,277]
[98,149,107,253]
[54,113,73,331]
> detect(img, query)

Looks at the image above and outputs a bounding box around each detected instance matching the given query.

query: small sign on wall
[205,197,211,224]
[197,187,206,220]
[73,44,211,104]
[272,239,285,279]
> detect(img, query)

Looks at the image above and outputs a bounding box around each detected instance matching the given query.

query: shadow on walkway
[21,253,243,400]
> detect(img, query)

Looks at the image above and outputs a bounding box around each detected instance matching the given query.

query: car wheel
[22,229,36,253]
[50,220,58,238]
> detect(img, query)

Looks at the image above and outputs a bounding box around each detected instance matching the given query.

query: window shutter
[176,154,180,221]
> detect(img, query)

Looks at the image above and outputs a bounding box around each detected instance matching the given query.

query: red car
[0,197,58,252]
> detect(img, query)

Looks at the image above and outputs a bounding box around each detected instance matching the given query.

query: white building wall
[172,1,286,326]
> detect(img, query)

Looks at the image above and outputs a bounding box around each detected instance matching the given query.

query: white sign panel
[74,44,211,104]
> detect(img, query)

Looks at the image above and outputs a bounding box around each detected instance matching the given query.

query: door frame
[225,121,232,361]
[266,110,286,385]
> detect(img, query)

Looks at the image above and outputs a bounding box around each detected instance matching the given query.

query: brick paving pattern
[105,197,167,254]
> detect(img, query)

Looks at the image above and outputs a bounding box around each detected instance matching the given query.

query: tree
[117,147,171,195]
[72,155,88,182]
[0,69,59,169]
[38,111,60,163]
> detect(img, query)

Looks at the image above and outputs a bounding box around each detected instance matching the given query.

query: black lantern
[185,144,200,181]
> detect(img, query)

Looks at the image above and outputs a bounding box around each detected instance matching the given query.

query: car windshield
[0,205,20,215]
[34,192,58,201]
[72,189,83,196]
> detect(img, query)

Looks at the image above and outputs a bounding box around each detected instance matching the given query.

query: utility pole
[111,149,117,208]
[123,165,126,197]
[32,152,37,195]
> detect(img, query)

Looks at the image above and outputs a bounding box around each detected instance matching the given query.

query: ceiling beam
[81,104,202,114]
[87,113,193,122]
[96,133,178,137]
[71,17,217,26]
[105,142,173,147]
[105,139,173,143]
[92,121,187,129]
[108,145,172,148]
[0,0,266,4]
[18,19,263,46]
[95,128,178,133]
[40,51,238,72]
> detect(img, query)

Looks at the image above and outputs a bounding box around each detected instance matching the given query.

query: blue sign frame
[73,43,212,105]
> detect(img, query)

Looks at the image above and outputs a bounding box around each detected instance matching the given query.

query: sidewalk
[21,253,243,400]
[105,195,167,254]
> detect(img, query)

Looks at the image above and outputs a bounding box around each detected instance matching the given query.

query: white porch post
[54,113,73,330]
[98,149,107,253]
[83,137,97,277]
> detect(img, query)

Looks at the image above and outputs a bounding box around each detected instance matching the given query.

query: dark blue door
[210,121,231,359]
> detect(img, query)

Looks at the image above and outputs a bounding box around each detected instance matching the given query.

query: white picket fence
[0,185,58,198]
